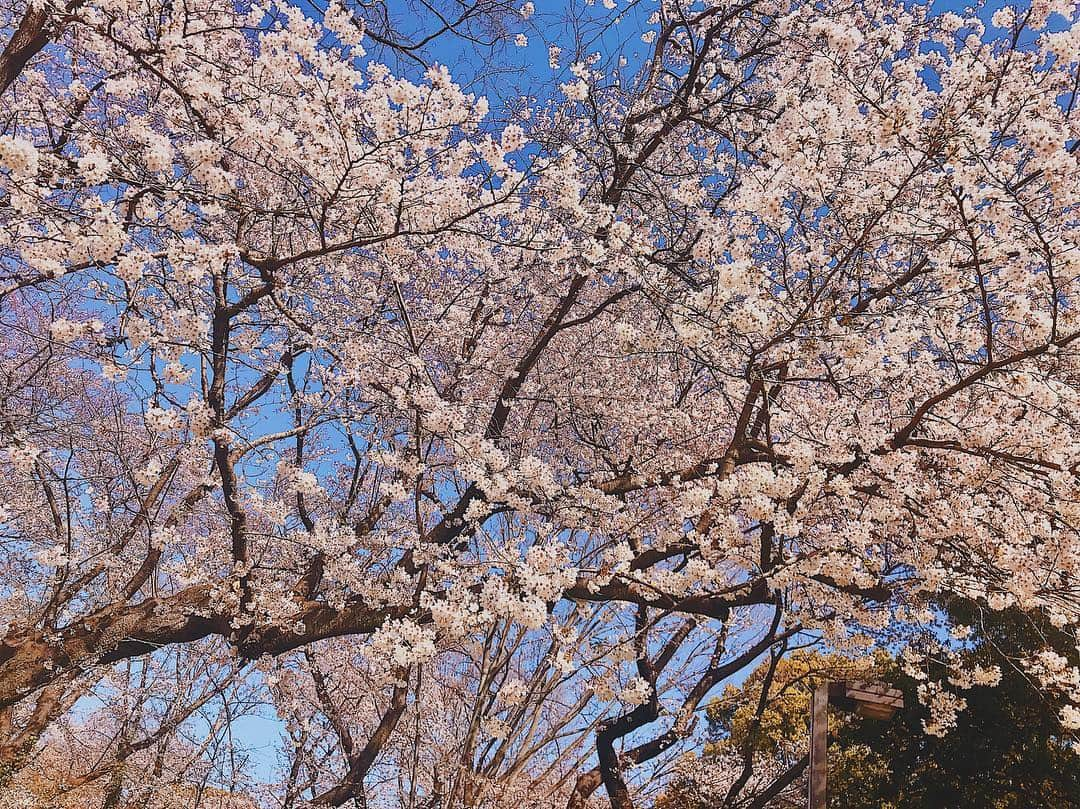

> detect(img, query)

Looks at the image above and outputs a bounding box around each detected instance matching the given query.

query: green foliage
[833,603,1080,809]
[660,601,1080,808]
[702,649,877,759]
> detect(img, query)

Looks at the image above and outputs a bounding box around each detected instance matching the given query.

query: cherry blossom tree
[1,0,1080,805]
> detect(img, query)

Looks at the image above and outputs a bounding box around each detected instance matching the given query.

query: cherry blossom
[0,0,1078,806]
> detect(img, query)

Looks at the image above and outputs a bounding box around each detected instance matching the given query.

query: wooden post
[809,682,828,809]
[807,680,903,808]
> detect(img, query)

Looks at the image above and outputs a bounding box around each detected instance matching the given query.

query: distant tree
[662,600,1080,808]
[834,601,1080,809]
[657,650,878,809]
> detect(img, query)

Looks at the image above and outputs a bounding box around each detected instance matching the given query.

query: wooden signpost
[808,681,904,809]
